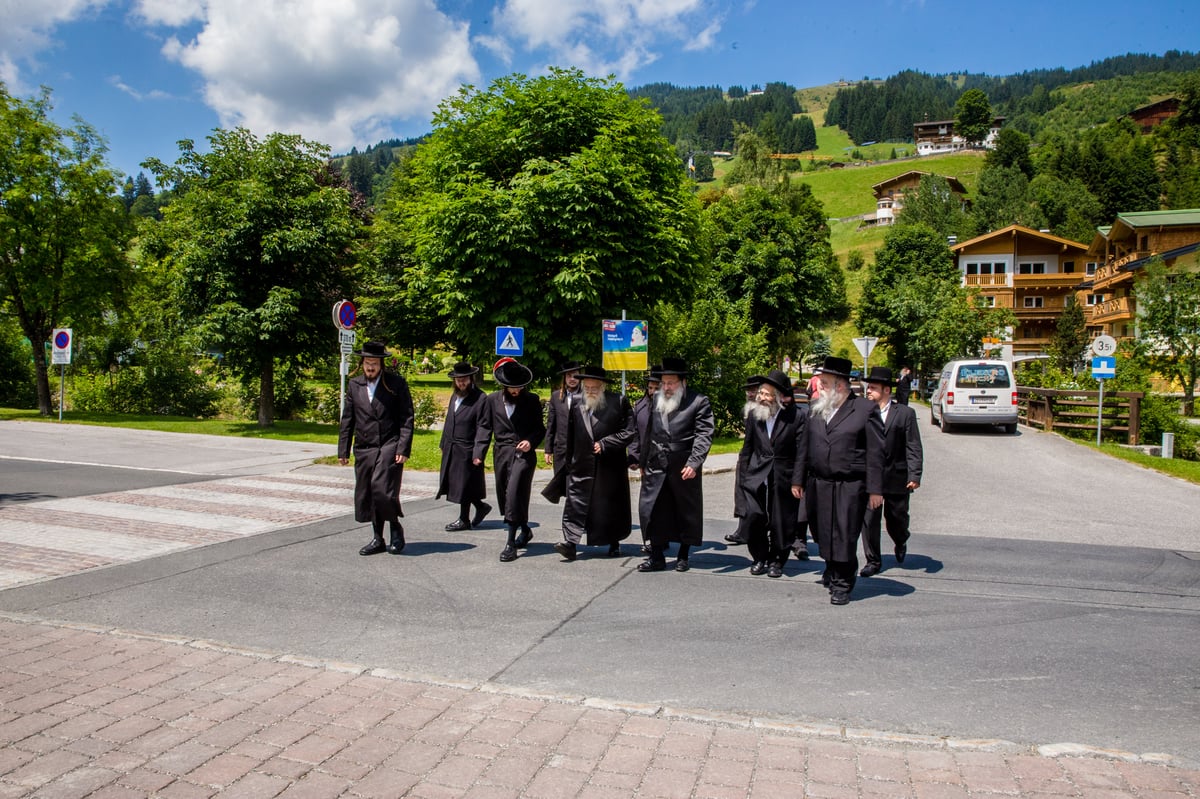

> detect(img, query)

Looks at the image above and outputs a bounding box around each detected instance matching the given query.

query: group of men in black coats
[338,344,921,605]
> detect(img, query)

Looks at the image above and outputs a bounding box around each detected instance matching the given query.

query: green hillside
[794,151,987,219]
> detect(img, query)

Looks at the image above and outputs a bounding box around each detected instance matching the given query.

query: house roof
[950,224,1089,254]
[872,171,967,195]
[1120,241,1200,273]
[1110,209,1200,232]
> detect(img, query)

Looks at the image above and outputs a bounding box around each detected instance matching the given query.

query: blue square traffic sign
[1092,356,1116,379]
[495,326,524,356]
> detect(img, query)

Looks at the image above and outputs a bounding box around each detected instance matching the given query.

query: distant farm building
[913,117,1004,156]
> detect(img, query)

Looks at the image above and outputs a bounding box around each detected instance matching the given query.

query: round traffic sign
[54,330,70,349]
[332,300,357,330]
[1090,334,1117,357]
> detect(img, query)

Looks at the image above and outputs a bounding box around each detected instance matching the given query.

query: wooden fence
[1017,386,1143,444]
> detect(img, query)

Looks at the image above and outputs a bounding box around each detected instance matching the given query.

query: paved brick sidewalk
[1,616,1197,798]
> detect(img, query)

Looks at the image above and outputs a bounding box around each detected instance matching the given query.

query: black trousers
[861,491,911,568]
[745,483,790,565]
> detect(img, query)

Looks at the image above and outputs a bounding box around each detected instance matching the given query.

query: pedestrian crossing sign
[495,326,524,356]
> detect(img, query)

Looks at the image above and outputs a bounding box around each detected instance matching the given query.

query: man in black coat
[725,376,764,547]
[628,365,662,554]
[797,356,885,605]
[738,370,806,578]
[637,358,715,572]
[479,359,546,562]
[860,366,923,576]
[896,366,914,405]
[551,366,636,561]
[437,362,491,531]
[544,360,583,475]
[338,341,415,556]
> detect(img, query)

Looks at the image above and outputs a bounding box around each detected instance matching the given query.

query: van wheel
[930,408,939,426]
[940,416,953,434]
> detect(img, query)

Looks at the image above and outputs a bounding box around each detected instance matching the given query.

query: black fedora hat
[577,365,615,383]
[354,340,391,359]
[646,364,664,382]
[658,357,689,376]
[494,358,534,388]
[557,360,585,374]
[864,366,896,386]
[815,356,855,380]
[742,375,764,391]
[447,361,480,378]
[754,369,792,396]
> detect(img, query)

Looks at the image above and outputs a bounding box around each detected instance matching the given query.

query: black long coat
[480,389,546,526]
[797,396,885,562]
[337,371,415,523]
[436,386,488,503]
[562,392,636,545]
[738,403,805,551]
[544,389,579,475]
[638,390,714,547]
[627,394,653,466]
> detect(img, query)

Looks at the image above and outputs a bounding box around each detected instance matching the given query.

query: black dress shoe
[830,593,850,606]
[359,538,386,556]
[472,502,492,527]
[515,527,533,548]
[499,545,518,562]
[767,563,783,578]
[445,518,470,532]
[637,559,666,572]
[723,533,747,545]
[553,541,577,562]
[859,564,880,577]
[895,542,907,563]
[607,544,621,557]
[749,561,768,576]
[387,539,406,555]
[675,559,689,572]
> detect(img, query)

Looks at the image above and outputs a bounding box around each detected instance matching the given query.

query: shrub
[412,389,441,431]
[0,321,36,408]
[70,352,219,416]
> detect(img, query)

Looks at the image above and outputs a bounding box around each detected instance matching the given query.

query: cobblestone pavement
[1,615,1196,799]
[0,471,434,591]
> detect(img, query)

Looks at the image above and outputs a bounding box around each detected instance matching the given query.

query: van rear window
[956,364,1011,388]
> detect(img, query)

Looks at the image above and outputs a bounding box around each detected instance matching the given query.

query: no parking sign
[51,328,72,365]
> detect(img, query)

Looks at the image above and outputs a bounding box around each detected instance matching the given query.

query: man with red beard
[797,356,885,605]
[479,358,545,562]
[636,358,714,572]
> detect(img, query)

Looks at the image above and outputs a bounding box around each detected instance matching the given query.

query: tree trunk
[258,358,275,427]
[31,336,53,416]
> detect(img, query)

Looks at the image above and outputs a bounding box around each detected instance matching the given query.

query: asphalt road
[2,414,1198,764]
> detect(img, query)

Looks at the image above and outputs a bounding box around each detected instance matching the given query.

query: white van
[930,359,1019,434]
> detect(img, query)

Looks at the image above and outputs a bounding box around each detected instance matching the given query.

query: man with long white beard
[797,356,885,605]
[724,377,765,547]
[551,366,636,561]
[637,358,714,572]
[737,370,806,577]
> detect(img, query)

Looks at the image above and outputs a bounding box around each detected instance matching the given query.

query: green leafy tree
[1,86,133,415]
[725,129,780,188]
[374,69,704,374]
[142,128,361,426]
[894,173,972,239]
[1029,174,1102,243]
[692,152,714,182]
[706,184,848,359]
[972,164,1045,234]
[1135,259,1200,415]
[954,88,993,146]
[1048,296,1088,372]
[986,127,1034,177]
[857,224,958,368]
[890,275,1014,378]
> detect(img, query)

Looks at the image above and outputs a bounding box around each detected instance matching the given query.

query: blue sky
[3,0,1197,183]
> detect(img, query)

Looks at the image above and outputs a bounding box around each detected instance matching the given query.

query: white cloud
[108,74,173,100]
[493,0,721,78]
[132,0,206,26]
[149,0,479,151]
[0,0,112,89]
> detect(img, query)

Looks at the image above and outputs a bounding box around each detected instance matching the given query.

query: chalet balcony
[1090,296,1135,324]
[1014,296,1066,320]
[964,274,1011,287]
[1093,251,1147,287]
[1014,272,1082,289]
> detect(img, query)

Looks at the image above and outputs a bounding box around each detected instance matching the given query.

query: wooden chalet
[862,170,967,227]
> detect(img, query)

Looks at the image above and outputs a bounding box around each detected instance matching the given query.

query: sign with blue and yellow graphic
[601,319,648,371]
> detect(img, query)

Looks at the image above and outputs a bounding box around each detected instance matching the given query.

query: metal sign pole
[58,364,65,422]
[1096,378,1105,446]
[621,309,627,398]
[339,354,347,421]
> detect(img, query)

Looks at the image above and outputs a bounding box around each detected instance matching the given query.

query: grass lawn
[1091,442,1200,485]
[2,407,742,471]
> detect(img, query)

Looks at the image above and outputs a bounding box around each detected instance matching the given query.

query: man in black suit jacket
[860,366,923,576]
[797,356,885,605]
[338,341,415,556]
[628,365,662,554]
[437,362,491,531]
[544,361,583,475]
[737,370,805,578]
[479,359,546,562]
[637,358,714,572]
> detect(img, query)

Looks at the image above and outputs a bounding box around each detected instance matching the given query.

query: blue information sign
[1092,356,1116,379]
[495,326,525,356]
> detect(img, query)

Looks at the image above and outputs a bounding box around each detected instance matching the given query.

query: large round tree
[372,68,704,373]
